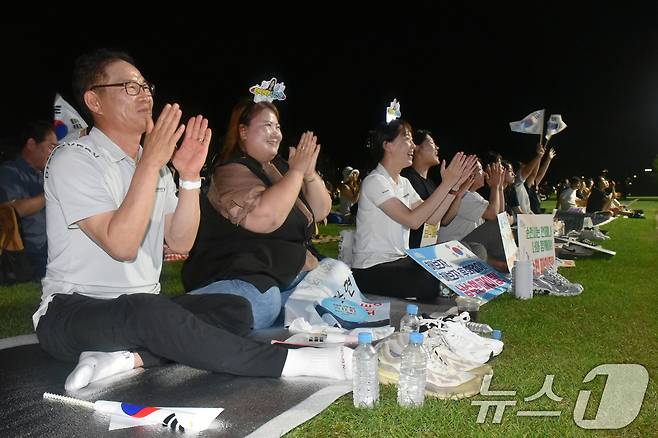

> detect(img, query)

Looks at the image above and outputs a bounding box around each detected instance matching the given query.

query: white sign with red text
[406,241,510,303]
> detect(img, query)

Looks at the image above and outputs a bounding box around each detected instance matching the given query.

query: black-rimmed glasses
[89,81,155,96]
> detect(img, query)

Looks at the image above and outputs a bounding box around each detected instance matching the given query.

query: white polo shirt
[33,127,178,328]
[352,164,422,269]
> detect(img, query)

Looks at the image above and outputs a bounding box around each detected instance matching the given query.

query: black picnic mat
[0,295,452,437]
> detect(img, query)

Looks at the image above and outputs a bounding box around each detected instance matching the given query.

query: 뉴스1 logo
[472,364,649,429]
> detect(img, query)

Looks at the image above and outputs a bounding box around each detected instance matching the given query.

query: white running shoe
[384,333,491,375]
[534,267,583,296]
[378,335,485,400]
[442,314,504,357]
[422,320,494,364]
[428,344,493,377]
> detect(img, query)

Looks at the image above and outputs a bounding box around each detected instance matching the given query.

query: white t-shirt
[514,174,531,214]
[438,191,488,243]
[33,127,178,329]
[352,164,422,269]
[559,187,578,211]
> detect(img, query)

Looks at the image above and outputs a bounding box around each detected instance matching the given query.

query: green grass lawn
[1,198,656,436]
[289,198,658,438]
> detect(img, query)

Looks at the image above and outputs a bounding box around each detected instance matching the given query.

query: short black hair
[19,120,54,147]
[72,48,135,120]
[482,150,502,167]
[412,129,432,146]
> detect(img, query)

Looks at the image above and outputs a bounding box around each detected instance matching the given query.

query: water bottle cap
[492,330,502,340]
[406,304,418,315]
[409,332,423,344]
[358,332,373,344]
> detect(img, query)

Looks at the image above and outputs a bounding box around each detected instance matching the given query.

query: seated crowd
[556,174,627,216]
[0,47,628,392]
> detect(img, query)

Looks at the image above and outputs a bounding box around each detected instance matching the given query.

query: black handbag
[0,248,34,284]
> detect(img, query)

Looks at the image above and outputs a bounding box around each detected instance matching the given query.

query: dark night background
[2,3,657,192]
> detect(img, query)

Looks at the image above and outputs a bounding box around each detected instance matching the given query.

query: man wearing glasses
[33,49,351,391]
[0,121,58,279]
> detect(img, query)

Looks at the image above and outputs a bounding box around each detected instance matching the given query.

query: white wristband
[179,179,202,190]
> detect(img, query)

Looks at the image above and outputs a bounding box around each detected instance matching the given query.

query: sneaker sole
[426,374,484,400]
[549,290,583,297]
[378,367,489,400]
[378,361,492,377]
[378,367,400,386]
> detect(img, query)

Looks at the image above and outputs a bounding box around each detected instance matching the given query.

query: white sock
[65,351,135,391]
[281,346,353,380]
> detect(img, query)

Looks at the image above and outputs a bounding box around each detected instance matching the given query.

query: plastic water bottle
[399,304,420,334]
[397,332,427,407]
[465,322,503,340]
[465,321,492,335]
[512,255,533,300]
[352,332,379,408]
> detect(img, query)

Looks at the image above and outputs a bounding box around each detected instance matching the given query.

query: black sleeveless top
[182,154,318,293]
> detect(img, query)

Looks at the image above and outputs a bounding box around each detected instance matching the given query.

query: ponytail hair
[367,119,413,167]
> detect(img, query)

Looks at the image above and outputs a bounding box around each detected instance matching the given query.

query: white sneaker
[442,316,504,357]
[422,321,494,364]
[385,332,490,375]
[378,335,485,400]
[580,228,609,241]
[428,344,493,377]
[534,268,583,296]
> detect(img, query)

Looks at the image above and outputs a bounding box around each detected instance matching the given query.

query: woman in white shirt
[351,119,475,300]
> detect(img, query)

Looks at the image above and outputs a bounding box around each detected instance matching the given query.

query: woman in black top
[182,99,331,328]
